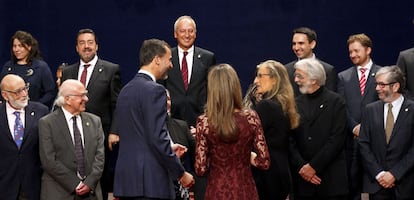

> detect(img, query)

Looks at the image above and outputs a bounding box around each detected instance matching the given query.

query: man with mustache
[0,74,49,200]
[61,28,122,200]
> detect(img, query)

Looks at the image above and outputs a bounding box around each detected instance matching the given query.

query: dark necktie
[359,67,366,95]
[80,64,90,86]
[181,52,189,90]
[13,111,24,148]
[72,116,86,179]
[385,103,394,144]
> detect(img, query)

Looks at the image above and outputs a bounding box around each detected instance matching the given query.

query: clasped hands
[377,171,395,188]
[299,163,321,185]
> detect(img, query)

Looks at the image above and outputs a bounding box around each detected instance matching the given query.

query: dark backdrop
[1,0,413,91]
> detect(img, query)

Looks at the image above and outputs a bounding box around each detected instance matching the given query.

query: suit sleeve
[144,85,184,179]
[109,64,122,133]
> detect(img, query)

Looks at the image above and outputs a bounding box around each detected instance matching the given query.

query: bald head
[55,79,88,114]
[1,74,29,109]
[0,74,25,91]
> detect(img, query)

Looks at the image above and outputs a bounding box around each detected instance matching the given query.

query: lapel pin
[99,68,103,72]
[26,69,34,76]
[86,122,90,126]
[7,67,11,71]
[405,108,408,112]
[320,104,324,108]
[197,54,201,59]
[371,73,375,77]
[31,112,35,116]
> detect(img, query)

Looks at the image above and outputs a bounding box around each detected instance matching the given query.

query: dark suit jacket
[114,73,185,199]
[0,101,48,200]
[285,59,337,97]
[359,98,414,198]
[167,116,195,171]
[39,108,105,200]
[160,46,216,126]
[61,59,121,134]
[253,99,292,199]
[397,47,414,98]
[289,87,348,196]
[337,64,381,132]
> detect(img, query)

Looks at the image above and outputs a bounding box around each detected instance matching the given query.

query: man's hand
[76,182,91,196]
[179,171,195,188]
[108,133,119,151]
[378,171,396,188]
[172,143,187,158]
[299,163,321,185]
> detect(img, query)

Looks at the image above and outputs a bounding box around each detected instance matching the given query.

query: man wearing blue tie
[0,74,49,200]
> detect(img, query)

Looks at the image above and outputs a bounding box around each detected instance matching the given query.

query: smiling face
[292,33,315,59]
[375,73,399,103]
[1,75,29,109]
[76,33,98,63]
[156,47,173,80]
[174,18,196,51]
[348,41,371,66]
[12,39,31,64]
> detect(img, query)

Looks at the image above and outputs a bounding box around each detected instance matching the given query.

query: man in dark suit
[61,28,122,200]
[337,33,381,200]
[285,27,337,97]
[114,39,194,200]
[159,16,215,200]
[39,79,105,200]
[289,59,348,200]
[359,65,414,199]
[161,15,216,127]
[0,74,49,200]
[396,47,414,98]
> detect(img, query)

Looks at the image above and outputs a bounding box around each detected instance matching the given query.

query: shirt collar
[138,69,156,82]
[80,55,98,67]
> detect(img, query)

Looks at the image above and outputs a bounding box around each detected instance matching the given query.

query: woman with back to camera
[244,60,300,200]
[194,63,270,200]
[0,30,56,108]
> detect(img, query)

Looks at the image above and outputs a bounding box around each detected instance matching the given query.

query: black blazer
[285,59,337,97]
[160,46,216,126]
[289,87,348,196]
[61,59,121,134]
[359,98,414,197]
[167,116,195,171]
[0,101,49,200]
[397,47,414,98]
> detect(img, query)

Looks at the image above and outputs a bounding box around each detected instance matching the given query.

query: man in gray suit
[39,79,105,200]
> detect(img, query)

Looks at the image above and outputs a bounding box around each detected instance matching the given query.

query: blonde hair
[206,64,242,142]
[257,60,300,129]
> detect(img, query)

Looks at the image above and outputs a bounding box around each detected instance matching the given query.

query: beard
[9,96,29,109]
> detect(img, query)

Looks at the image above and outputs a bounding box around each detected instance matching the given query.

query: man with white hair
[289,59,349,200]
[0,74,49,200]
[39,79,105,200]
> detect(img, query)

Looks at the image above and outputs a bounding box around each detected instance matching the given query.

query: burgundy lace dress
[195,109,270,200]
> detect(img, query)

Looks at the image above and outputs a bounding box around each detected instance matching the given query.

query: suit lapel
[190,47,203,90]
[389,99,411,143]
[56,109,76,152]
[80,113,93,163]
[0,103,14,144]
[22,104,35,147]
[170,48,187,92]
[87,59,103,90]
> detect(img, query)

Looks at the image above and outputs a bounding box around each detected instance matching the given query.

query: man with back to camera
[285,27,337,97]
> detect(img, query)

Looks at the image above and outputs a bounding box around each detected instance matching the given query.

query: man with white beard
[0,74,49,200]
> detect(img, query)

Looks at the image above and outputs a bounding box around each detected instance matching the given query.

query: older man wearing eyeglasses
[0,74,49,200]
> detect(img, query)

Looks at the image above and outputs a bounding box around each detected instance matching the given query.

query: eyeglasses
[68,91,88,98]
[3,84,30,96]
[256,73,271,78]
[375,82,396,88]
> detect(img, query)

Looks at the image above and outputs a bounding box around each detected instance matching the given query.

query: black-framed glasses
[3,83,30,96]
[256,73,271,78]
[375,82,396,88]
[68,91,88,98]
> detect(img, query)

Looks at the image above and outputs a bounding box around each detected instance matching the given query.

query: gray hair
[376,65,405,93]
[174,15,197,32]
[55,79,82,106]
[294,58,326,86]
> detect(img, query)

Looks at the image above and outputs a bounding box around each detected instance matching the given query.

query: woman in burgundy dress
[195,64,270,200]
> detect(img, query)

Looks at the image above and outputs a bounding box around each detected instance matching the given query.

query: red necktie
[181,52,189,90]
[80,64,90,86]
[359,68,366,95]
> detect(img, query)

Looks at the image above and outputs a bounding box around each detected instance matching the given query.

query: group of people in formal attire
[1,14,414,200]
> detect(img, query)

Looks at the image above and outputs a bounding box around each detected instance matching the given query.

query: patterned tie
[359,67,367,95]
[80,64,90,86]
[13,111,24,148]
[181,52,189,90]
[385,103,394,144]
[72,116,86,179]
